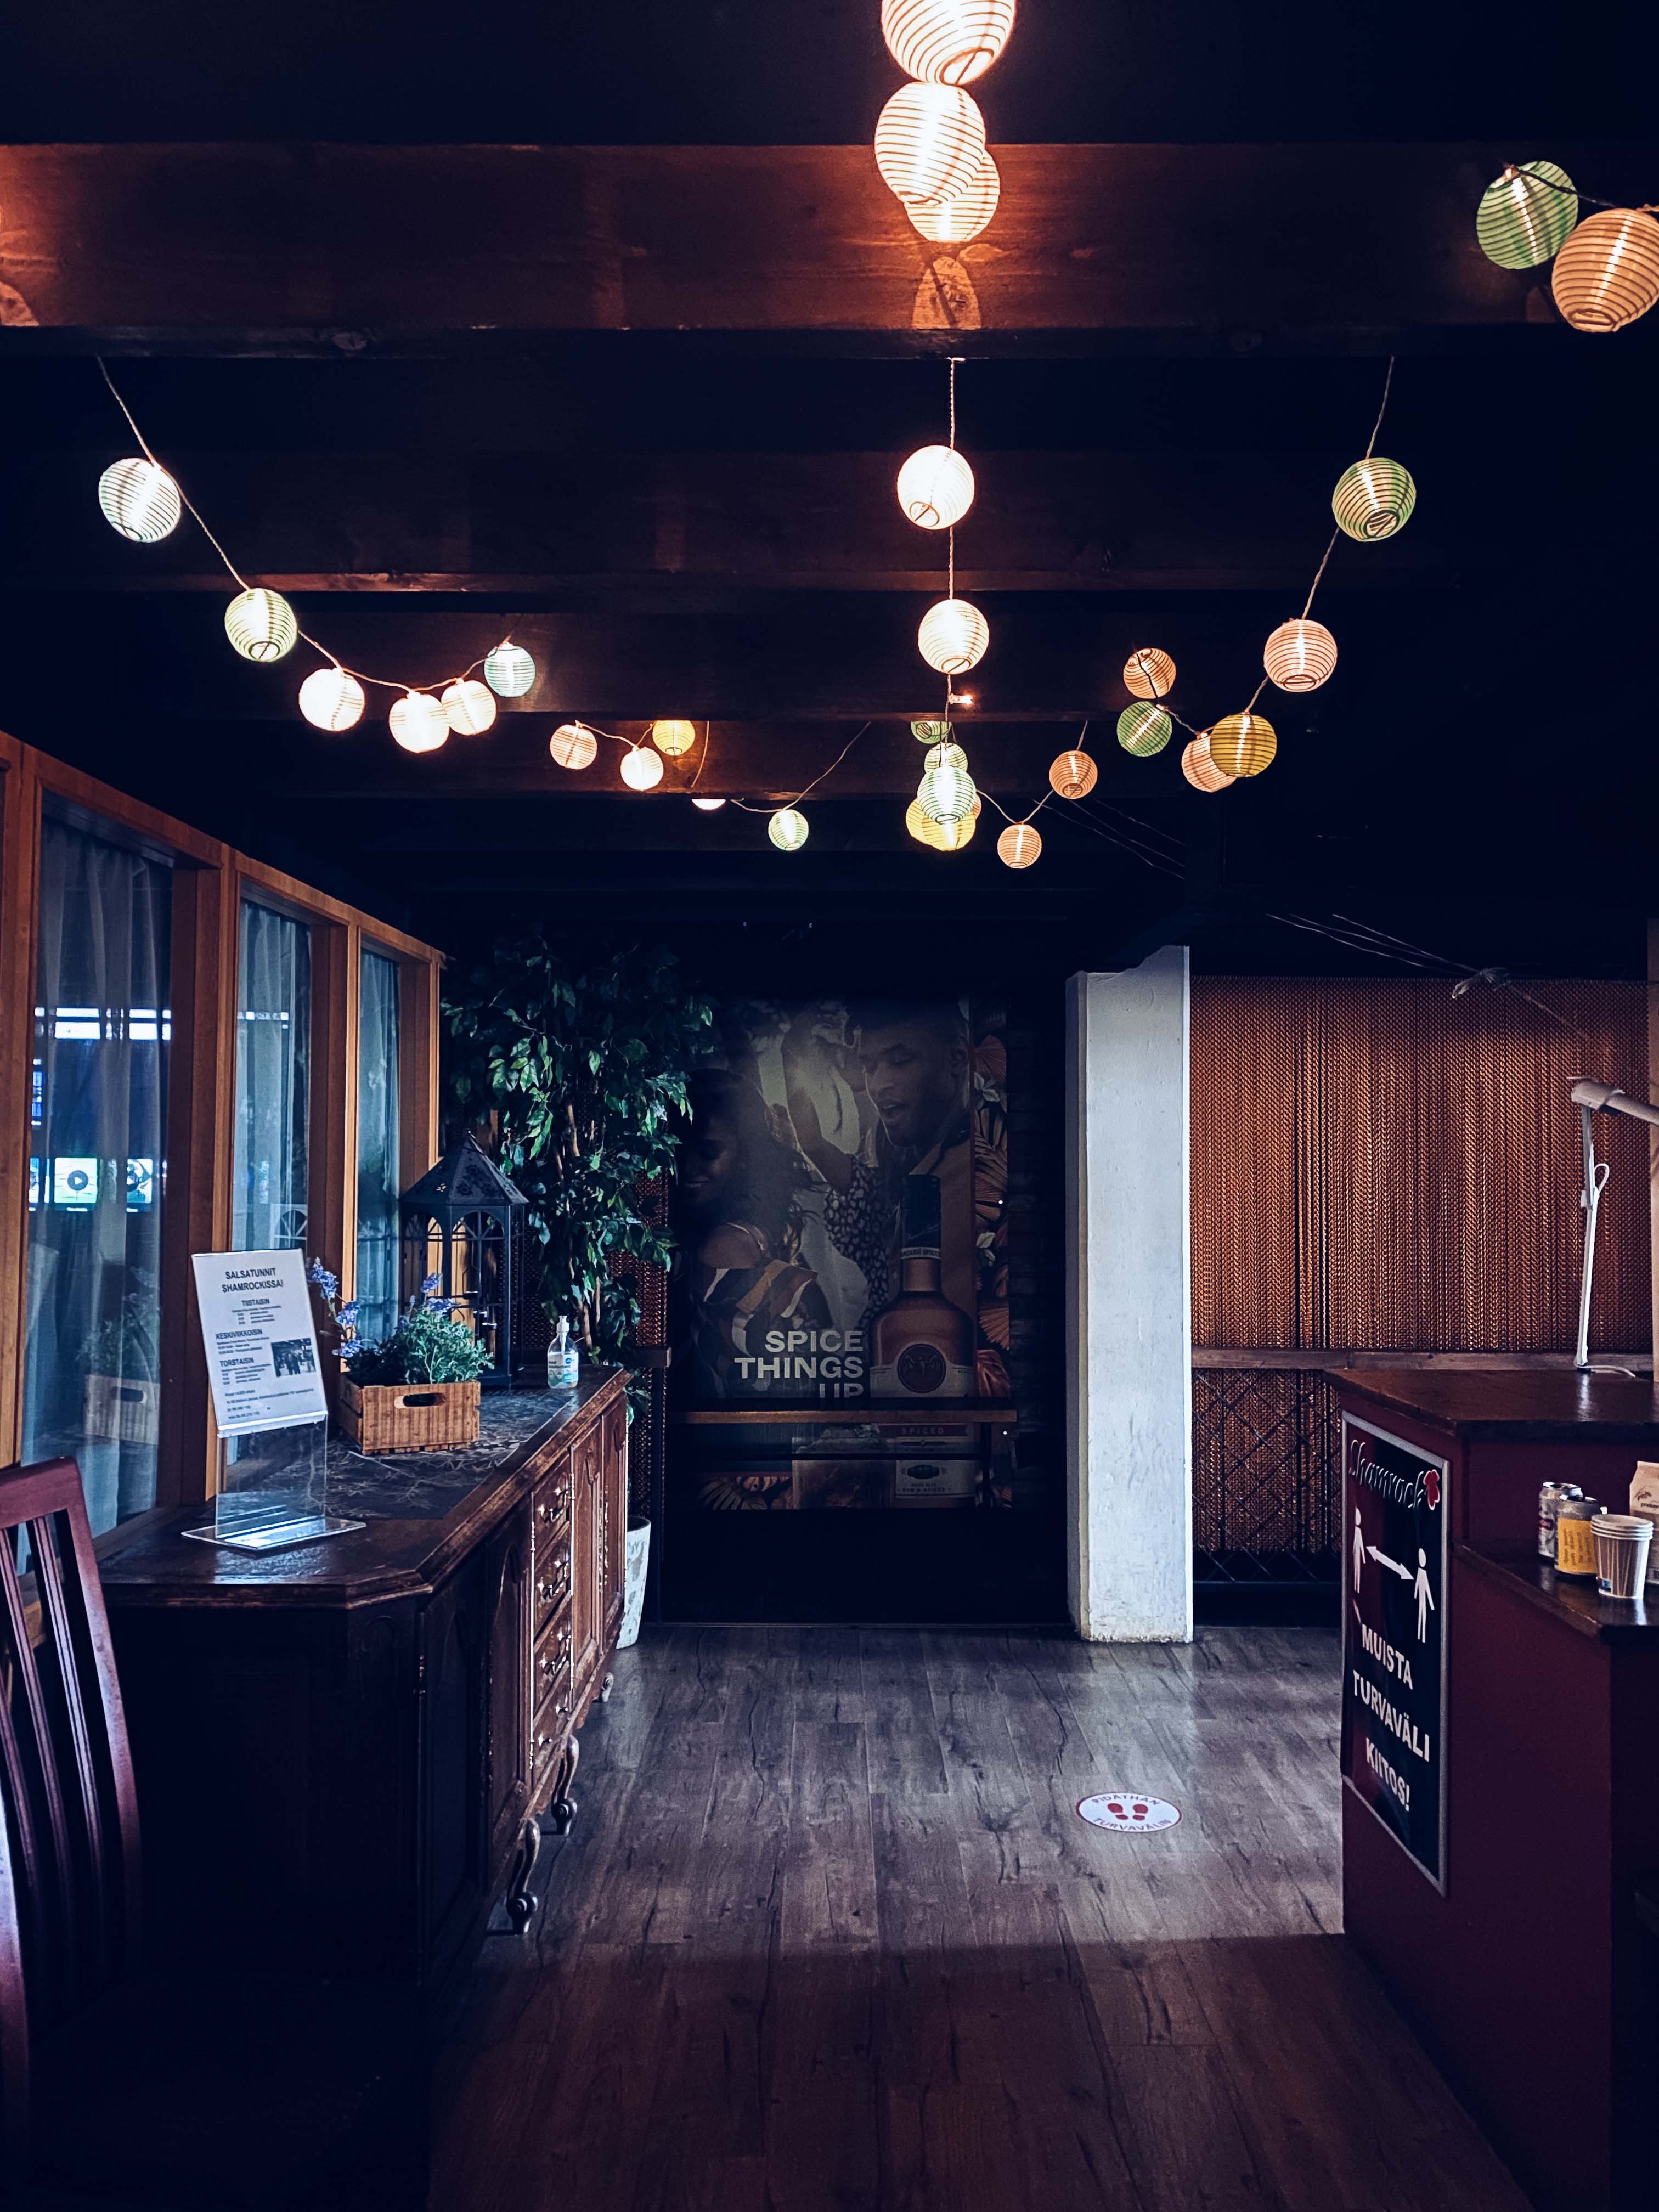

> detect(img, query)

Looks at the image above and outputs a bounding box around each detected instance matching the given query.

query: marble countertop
[325,1388,580,1521]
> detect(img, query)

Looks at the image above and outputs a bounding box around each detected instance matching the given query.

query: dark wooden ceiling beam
[0,142,1619,352]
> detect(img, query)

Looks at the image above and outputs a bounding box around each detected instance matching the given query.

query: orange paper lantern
[1123,647,1176,701]
[1180,732,1235,794]
[1551,210,1659,333]
[997,821,1042,868]
[1048,749,1098,800]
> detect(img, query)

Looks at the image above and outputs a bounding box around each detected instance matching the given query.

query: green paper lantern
[1117,703,1172,757]
[917,761,976,825]
[911,718,952,744]
[1333,458,1417,543]
[1476,161,1577,271]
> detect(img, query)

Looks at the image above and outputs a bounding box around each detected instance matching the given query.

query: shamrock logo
[1423,1468,1441,1512]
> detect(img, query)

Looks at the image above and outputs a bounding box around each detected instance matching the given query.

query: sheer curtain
[22,814,172,1534]
[356,950,401,1343]
[233,900,311,1254]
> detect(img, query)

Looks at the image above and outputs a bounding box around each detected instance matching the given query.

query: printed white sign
[191,1248,329,1437]
[1077,1792,1182,1833]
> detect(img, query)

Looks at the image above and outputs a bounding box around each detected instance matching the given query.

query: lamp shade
[650,718,697,758]
[1332,459,1417,541]
[1123,647,1176,701]
[912,718,952,744]
[224,587,297,663]
[874,82,985,207]
[906,798,931,843]
[98,458,181,543]
[881,0,1017,84]
[997,820,1041,868]
[918,596,989,673]
[549,720,598,770]
[483,640,535,697]
[619,745,664,791]
[1476,161,1577,270]
[1117,703,1172,757]
[442,679,497,735]
[1180,732,1235,793]
[918,760,976,823]
[908,152,1001,243]
[389,692,449,753]
[1208,711,1277,778]
[298,665,365,732]
[768,807,810,851]
[1048,749,1097,800]
[1263,618,1338,692]
[692,796,726,811]
[923,739,968,773]
[896,445,975,529]
[1551,210,1659,332]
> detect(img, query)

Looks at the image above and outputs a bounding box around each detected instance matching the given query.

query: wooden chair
[0,1458,428,2209]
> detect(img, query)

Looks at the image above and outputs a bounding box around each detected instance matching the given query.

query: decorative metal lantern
[399,1134,529,1389]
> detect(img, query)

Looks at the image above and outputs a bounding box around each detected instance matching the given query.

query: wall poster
[1339,1414,1448,1891]
[671,997,1012,1510]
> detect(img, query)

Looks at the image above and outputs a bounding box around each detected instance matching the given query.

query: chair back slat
[0,1461,142,2045]
[0,1740,29,2160]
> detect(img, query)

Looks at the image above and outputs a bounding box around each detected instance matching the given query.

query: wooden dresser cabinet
[97,1370,628,2031]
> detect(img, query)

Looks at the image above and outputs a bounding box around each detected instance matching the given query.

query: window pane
[22,815,172,1534]
[355,951,401,1342]
[233,901,310,1254]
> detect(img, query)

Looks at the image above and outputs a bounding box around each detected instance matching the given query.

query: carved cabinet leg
[505,1815,540,1934]
[549,1734,580,1836]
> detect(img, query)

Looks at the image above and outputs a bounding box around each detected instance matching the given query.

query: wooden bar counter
[1334,1370,1659,2212]
[97,1369,628,2033]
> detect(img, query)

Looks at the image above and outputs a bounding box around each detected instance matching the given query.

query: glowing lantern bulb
[98,458,181,543]
[1181,732,1235,793]
[442,679,497,735]
[692,797,726,811]
[1263,619,1337,693]
[912,718,952,744]
[923,739,968,773]
[389,692,449,753]
[224,587,297,663]
[1123,647,1176,700]
[909,153,1000,244]
[768,807,810,851]
[1333,459,1416,541]
[1207,711,1277,778]
[873,82,986,208]
[997,821,1042,868]
[1117,703,1172,757]
[650,718,697,758]
[918,597,989,674]
[1048,749,1098,800]
[881,0,1017,84]
[896,445,975,530]
[619,745,664,791]
[918,761,976,824]
[297,665,365,732]
[549,721,598,770]
[1551,209,1659,333]
[483,640,535,697]
[1476,161,1577,269]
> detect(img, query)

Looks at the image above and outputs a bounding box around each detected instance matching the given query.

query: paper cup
[1592,1513,1651,1599]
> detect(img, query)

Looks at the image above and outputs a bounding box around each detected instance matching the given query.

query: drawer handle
[538,1486,569,1522]
[537,1573,567,1605]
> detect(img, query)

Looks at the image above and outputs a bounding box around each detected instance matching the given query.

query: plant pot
[617,1515,651,1649]
[338,1378,481,1454]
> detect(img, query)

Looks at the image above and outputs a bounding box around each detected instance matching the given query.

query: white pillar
[1065,949,1193,1642]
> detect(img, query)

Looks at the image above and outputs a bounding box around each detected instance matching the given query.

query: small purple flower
[306,1260,340,1301]
[336,1301,360,1329]
[420,1271,443,1296]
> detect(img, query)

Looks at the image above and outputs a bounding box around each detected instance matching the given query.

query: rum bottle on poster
[871,1175,974,1400]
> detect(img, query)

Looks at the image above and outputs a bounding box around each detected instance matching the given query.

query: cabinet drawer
[532,1663,573,1777]
[533,1534,572,1630]
[534,1613,573,1695]
[533,1459,572,1538]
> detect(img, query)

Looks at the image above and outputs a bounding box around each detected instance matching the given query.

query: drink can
[1554,1496,1601,1579]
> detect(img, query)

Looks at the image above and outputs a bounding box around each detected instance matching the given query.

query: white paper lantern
[997,820,1041,868]
[483,639,536,697]
[650,718,697,758]
[896,445,976,530]
[874,83,986,208]
[918,596,989,674]
[389,692,449,753]
[1123,647,1176,700]
[1180,732,1235,793]
[98,458,182,544]
[908,152,1001,244]
[769,807,810,851]
[923,739,968,773]
[917,760,976,823]
[442,679,497,735]
[297,665,365,732]
[224,588,297,663]
[882,0,1017,84]
[620,745,664,791]
[549,720,599,770]
[692,796,727,811]
[1263,618,1338,693]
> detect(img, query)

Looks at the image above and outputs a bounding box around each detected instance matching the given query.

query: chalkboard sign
[1340,1415,1448,1891]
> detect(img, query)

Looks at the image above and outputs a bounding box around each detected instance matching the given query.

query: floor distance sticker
[1076,1791,1182,1833]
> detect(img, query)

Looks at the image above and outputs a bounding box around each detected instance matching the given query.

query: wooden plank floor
[432,1627,1529,2212]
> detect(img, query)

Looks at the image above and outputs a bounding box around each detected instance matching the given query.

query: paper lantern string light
[876,0,1014,246]
[768,807,811,851]
[1475,159,1659,334]
[650,718,698,758]
[1117,703,1172,757]
[298,665,366,732]
[98,457,182,543]
[882,0,1017,85]
[389,692,450,754]
[549,721,599,770]
[443,679,498,736]
[1477,161,1578,269]
[1181,731,1235,793]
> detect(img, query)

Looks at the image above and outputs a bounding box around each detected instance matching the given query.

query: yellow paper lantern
[651,718,697,758]
[1476,161,1577,270]
[98,458,181,544]
[874,82,985,208]
[1048,749,1098,799]
[1208,711,1277,778]
[913,806,975,850]
[1117,703,1172,757]
[549,720,598,770]
[1333,459,1416,541]
[1551,210,1659,333]
[908,152,1001,244]
[911,718,952,744]
[389,692,449,753]
[692,796,726,811]
[896,445,976,529]
[1180,732,1235,793]
[483,640,536,697]
[997,821,1041,868]
[918,596,989,674]
[906,798,931,843]
[881,0,1017,84]
[442,678,497,735]
[297,665,365,732]
[1263,618,1337,693]
[769,807,810,851]
[918,760,976,823]
[619,745,664,791]
[1123,647,1176,701]
[224,588,297,664]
